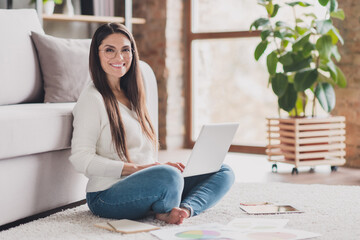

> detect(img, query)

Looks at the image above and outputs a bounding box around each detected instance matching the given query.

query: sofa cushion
[31,32,91,103]
[0,9,44,105]
[0,103,75,159]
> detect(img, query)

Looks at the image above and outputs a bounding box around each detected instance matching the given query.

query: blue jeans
[86,164,235,219]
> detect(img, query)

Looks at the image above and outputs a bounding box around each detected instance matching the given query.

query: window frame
[184,0,265,154]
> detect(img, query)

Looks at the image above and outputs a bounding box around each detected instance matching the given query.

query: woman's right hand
[121,162,160,176]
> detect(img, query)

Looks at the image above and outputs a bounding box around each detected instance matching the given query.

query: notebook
[95,219,160,234]
[182,123,239,177]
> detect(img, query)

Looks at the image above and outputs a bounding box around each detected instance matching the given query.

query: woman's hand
[122,162,160,176]
[121,161,185,176]
[164,162,185,172]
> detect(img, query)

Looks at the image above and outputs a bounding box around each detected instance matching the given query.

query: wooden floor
[159,149,360,186]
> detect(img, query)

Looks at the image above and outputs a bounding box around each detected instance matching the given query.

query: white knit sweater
[69,83,156,192]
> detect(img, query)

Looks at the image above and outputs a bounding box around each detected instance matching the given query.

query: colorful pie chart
[175,230,221,239]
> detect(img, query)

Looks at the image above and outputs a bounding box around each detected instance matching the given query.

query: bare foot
[155,207,190,225]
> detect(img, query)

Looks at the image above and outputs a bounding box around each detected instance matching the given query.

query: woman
[69,22,235,225]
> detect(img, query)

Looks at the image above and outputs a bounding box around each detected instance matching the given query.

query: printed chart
[175,230,234,239]
[152,224,236,240]
[175,230,220,238]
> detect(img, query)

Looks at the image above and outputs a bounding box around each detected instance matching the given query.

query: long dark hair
[89,22,157,162]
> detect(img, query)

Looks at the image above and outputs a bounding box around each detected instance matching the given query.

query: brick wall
[132,0,168,149]
[132,0,185,150]
[333,0,360,167]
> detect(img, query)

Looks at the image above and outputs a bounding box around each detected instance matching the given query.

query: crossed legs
[86,164,234,224]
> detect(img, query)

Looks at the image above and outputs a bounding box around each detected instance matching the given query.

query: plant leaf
[318,70,338,86]
[279,52,294,66]
[316,35,333,60]
[288,73,295,83]
[304,13,317,19]
[283,55,312,72]
[302,42,315,58]
[330,0,338,12]
[326,60,337,80]
[327,28,339,45]
[294,68,318,91]
[267,51,278,75]
[274,29,294,40]
[296,18,304,24]
[318,0,329,6]
[255,41,268,61]
[261,30,272,40]
[281,39,290,49]
[274,30,283,39]
[329,26,344,45]
[315,19,333,34]
[295,92,307,116]
[278,83,298,112]
[286,1,312,7]
[266,1,274,16]
[289,93,306,117]
[250,18,270,30]
[293,33,311,52]
[272,73,288,97]
[330,9,345,20]
[331,45,341,62]
[271,4,280,17]
[315,82,335,112]
[295,26,309,35]
[275,21,288,27]
[335,66,347,88]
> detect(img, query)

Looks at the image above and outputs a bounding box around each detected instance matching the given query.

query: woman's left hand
[164,162,185,172]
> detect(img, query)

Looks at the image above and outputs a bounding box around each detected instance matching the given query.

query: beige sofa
[0,9,158,227]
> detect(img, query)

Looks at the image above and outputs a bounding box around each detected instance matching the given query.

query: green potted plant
[250,0,347,174]
[250,0,346,117]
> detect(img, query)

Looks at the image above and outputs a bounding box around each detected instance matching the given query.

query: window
[186,0,271,153]
[192,0,263,33]
[185,0,328,153]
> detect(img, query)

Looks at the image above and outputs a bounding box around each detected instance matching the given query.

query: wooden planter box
[266,116,346,174]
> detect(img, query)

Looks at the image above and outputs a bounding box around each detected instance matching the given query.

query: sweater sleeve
[69,89,124,178]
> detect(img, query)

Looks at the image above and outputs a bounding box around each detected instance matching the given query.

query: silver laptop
[182,123,239,177]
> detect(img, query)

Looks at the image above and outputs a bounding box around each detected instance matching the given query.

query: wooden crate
[266,116,346,173]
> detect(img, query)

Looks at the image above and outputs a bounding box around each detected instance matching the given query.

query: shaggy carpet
[1,182,359,240]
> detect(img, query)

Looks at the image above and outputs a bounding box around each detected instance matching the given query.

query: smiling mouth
[111,63,126,68]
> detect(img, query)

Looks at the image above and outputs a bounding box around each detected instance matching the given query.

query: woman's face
[98,33,133,84]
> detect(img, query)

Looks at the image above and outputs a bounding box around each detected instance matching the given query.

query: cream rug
[1,182,359,240]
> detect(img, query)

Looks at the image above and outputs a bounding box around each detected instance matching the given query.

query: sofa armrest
[140,61,158,138]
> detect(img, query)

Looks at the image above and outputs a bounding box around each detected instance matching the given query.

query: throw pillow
[31,31,92,103]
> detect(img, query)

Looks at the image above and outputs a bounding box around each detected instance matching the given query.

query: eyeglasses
[99,47,133,59]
